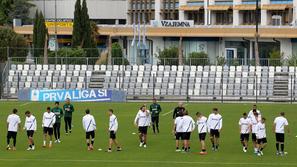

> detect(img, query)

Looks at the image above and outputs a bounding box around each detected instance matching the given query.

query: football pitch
[0,102,296,167]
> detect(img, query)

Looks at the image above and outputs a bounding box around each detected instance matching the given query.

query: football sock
[276,143,279,152]
[43,140,46,146]
[281,144,284,152]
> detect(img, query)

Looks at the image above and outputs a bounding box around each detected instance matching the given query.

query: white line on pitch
[20,102,31,106]
[162,104,188,116]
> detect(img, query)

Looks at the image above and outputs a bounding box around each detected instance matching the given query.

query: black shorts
[43,127,53,135]
[240,134,250,141]
[182,132,191,140]
[86,131,95,139]
[138,126,148,134]
[199,133,207,141]
[210,129,220,138]
[151,116,159,123]
[257,138,267,144]
[7,131,17,139]
[275,133,285,143]
[110,131,116,139]
[175,132,183,140]
[27,130,34,138]
[252,133,257,141]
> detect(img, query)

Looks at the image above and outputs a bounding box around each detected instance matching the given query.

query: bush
[111,42,129,65]
[288,54,297,66]
[156,47,179,65]
[186,52,208,66]
[216,56,226,66]
[269,49,282,66]
[48,48,87,64]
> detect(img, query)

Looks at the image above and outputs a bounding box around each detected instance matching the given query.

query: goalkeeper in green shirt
[149,98,162,134]
[63,98,74,134]
[51,102,63,143]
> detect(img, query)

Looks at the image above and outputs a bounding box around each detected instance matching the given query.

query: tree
[0,26,28,62]
[110,42,129,65]
[156,47,179,65]
[71,0,82,48]
[32,10,48,59]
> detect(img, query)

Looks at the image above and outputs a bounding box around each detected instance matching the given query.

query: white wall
[280,39,293,59]
[31,0,127,19]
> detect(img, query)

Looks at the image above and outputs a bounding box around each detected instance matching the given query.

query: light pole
[55,0,58,64]
[254,0,260,66]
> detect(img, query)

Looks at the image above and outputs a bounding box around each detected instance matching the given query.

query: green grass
[0,102,296,167]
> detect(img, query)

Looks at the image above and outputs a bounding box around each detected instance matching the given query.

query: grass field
[0,102,296,167]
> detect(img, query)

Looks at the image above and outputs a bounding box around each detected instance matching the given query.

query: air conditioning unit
[272,15,282,26]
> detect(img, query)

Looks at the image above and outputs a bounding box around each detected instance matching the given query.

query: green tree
[187,52,209,66]
[156,47,179,65]
[32,10,48,58]
[71,0,82,48]
[48,48,86,64]
[111,42,129,65]
[0,26,28,62]
[0,0,12,25]
[269,49,282,66]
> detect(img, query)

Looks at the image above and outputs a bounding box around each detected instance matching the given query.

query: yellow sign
[45,22,73,27]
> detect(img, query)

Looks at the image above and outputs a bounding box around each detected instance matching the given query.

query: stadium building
[14,0,297,65]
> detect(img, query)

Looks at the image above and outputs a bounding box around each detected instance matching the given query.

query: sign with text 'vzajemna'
[150,20,194,28]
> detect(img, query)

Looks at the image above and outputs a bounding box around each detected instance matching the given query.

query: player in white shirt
[238,112,252,153]
[255,117,267,156]
[24,111,37,151]
[6,108,21,151]
[196,112,208,155]
[273,112,290,156]
[107,109,122,152]
[249,109,262,153]
[181,111,195,152]
[82,109,97,151]
[207,108,222,151]
[134,105,151,148]
[42,107,56,148]
[248,104,261,119]
[172,112,184,152]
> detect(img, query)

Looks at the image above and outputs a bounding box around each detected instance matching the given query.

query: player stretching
[82,109,96,151]
[42,107,56,148]
[63,98,74,134]
[196,112,208,155]
[107,109,122,152]
[6,108,21,151]
[273,112,289,156]
[207,108,222,151]
[239,112,251,153]
[24,111,37,151]
[134,105,151,148]
[172,111,184,152]
[255,117,267,156]
[250,109,262,153]
[181,111,195,152]
[51,101,63,143]
[149,98,162,134]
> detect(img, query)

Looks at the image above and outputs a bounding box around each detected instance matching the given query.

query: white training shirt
[248,109,261,119]
[274,116,289,134]
[7,114,21,132]
[249,114,262,133]
[42,112,56,128]
[207,113,223,130]
[196,116,208,134]
[174,116,183,133]
[82,114,96,132]
[255,122,266,139]
[134,110,151,127]
[181,115,195,133]
[24,115,37,131]
[109,114,118,132]
[239,117,251,134]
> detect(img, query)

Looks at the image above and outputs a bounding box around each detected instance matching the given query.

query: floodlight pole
[254,0,260,66]
[55,0,58,64]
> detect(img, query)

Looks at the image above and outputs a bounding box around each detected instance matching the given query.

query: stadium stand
[3,64,295,101]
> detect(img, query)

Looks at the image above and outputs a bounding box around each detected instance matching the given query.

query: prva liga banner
[29,89,112,102]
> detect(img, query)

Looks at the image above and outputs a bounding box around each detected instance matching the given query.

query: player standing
[134,105,151,148]
[24,111,37,151]
[6,108,21,151]
[82,109,96,151]
[107,109,122,152]
[149,98,162,134]
[181,110,195,152]
[273,112,289,156]
[42,107,56,148]
[207,108,222,151]
[63,98,74,134]
[250,109,262,153]
[248,104,261,118]
[255,117,267,156]
[239,112,252,153]
[172,111,184,152]
[173,102,185,119]
[51,101,63,143]
[196,112,208,155]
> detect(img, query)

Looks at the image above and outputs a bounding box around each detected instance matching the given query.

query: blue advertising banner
[29,89,112,102]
